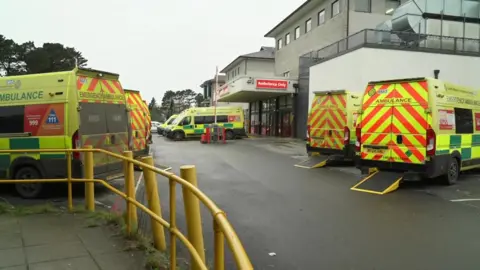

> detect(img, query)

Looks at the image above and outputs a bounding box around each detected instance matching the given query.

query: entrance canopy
[216,77,297,103]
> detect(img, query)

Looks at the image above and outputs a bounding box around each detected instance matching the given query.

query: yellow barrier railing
[0,147,253,270]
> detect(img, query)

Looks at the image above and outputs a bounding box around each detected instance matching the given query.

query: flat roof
[264,0,314,38]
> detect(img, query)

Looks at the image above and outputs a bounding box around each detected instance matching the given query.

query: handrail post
[169,176,177,270]
[123,151,137,235]
[67,151,73,212]
[84,146,95,212]
[142,156,166,251]
[180,165,206,270]
[213,219,225,270]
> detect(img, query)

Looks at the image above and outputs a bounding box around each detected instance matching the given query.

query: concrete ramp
[294,155,329,169]
[351,171,402,195]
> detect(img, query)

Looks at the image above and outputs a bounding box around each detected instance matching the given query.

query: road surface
[143,135,480,270]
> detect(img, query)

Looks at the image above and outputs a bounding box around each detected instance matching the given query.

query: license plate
[364,148,386,154]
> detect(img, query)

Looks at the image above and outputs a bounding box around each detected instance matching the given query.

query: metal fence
[300,29,480,70]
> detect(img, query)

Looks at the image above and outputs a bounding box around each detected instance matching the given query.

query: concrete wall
[245,59,276,76]
[309,47,480,108]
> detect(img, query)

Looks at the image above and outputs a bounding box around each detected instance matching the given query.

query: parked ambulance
[158,114,178,135]
[355,77,480,185]
[124,89,149,158]
[165,106,246,141]
[306,90,360,163]
[0,68,129,198]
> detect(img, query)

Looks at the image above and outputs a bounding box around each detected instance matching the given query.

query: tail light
[306,125,311,142]
[72,130,80,159]
[355,127,361,152]
[343,126,350,146]
[426,128,436,156]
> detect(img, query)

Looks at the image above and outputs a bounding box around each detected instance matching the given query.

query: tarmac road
[145,135,480,270]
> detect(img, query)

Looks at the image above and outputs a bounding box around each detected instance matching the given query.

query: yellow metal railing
[0,147,253,270]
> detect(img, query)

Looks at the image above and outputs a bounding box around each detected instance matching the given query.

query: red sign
[438,109,455,130]
[475,113,480,131]
[24,104,65,136]
[256,79,288,90]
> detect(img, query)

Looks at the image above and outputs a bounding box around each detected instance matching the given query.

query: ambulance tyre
[14,166,44,199]
[225,130,235,140]
[173,131,185,141]
[443,157,459,185]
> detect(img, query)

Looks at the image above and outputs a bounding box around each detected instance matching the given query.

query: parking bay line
[450,198,480,202]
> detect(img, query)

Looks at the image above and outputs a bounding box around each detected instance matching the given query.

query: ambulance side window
[0,106,24,134]
[194,116,205,125]
[454,108,473,134]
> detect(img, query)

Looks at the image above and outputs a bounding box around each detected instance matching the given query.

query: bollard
[206,127,211,144]
[142,156,166,251]
[180,165,206,270]
[84,146,95,212]
[123,151,137,235]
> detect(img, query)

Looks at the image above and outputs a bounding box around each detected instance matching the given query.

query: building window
[355,0,371,13]
[332,0,340,17]
[283,71,290,77]
[305,18,312,33]
[277,38,283,49]
[385,0,400,14]
[237,66,240,75]
[285,33,291,45]
[294,27,300,39]
[318,10,325,25]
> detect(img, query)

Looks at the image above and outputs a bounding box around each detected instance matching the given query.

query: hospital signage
[256,79,288,90]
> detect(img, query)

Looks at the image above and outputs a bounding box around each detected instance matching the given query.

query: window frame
[332,0,340,17]
[277,38,283,49]
[305,18,312,33]
[355,0,371,13]
[318,9,326,25]
[285,33,291,45]
[294,26,300,40]
[454,108,473,134]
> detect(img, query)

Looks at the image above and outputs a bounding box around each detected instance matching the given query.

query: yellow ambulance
[302,90,360,168]
[125,89,149,157]
[0,68,129,198]
[165,106,246,141]
[157,114,178,136]
[354,77,480,194]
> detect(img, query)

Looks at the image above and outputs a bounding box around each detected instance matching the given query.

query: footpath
[0,206,150,270]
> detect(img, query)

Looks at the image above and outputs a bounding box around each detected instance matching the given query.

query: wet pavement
[145,135,480,270]
[0,212,144,270]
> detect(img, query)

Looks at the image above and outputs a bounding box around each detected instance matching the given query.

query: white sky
[1,0,305,102]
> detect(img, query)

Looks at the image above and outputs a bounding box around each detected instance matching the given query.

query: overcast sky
[1,0,304,102]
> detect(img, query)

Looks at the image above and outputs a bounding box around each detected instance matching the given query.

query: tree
[148,97,157,111]
[195,93,205,107]
[159,89,201,117]
[0,34,88,76]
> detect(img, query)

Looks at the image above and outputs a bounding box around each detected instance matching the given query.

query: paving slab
[0,212,148,270]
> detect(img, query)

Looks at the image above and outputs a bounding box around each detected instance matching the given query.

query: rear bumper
[355,154,450,179]
[307,144,355,159]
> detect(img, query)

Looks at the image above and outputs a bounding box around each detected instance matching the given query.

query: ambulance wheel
[173,131,184,141]
[225,130,235,140]
[443,157,459,185]
[14,166,44,199]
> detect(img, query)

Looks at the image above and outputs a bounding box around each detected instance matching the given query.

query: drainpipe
[346,0,350,48]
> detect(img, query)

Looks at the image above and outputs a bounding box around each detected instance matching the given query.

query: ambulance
[0,68,129,198]
[158,114,178,135]
[124,89,149,157]
[300,90,360,169]
[165,106,246,141]
[143,100,153,144]
[354,77,480,194]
